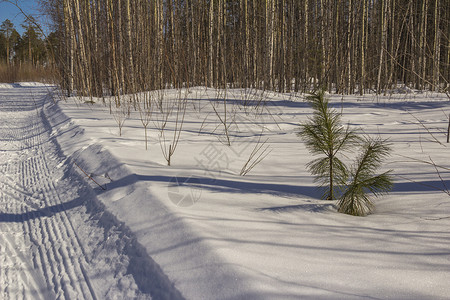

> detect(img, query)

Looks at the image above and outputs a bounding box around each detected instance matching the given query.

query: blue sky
[0,0,48,35]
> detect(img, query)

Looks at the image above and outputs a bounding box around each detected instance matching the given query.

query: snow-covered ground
[1,83,450,299]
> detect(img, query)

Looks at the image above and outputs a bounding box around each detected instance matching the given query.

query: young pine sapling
[299,90,360,200]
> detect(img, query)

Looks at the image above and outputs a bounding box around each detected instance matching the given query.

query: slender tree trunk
[253,0,258,88]
[267,0,275,90]
[216,0,223,88]
[408,2,416,88]
[420,0,429,89]
[63,0,74,96]
[433,0,441,91]
[320,0,326,86]
[347,0,352,94]
[157,0,163,88]
[107,0,120,101]
[244,0,249,87]
[335,1,342,93]
[377,0,389,94]
[388,0,395,90]
[209,0,214,87]
[304,0,309,92]
[74,0,91,97]
[360,0,366,95]
[117,0,125,93]
[125,0,135,93]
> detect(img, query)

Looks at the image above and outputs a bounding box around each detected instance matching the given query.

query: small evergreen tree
[299,90,359,200]
[338,137,393,216]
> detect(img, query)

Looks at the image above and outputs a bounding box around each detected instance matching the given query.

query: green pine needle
[338,137,393,216]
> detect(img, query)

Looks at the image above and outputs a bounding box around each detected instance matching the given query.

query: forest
[0,16,55,82]
[37,0,450,98]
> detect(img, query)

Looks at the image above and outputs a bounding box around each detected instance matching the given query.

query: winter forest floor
[0,83,450,299]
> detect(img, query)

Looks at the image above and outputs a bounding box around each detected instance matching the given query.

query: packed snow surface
[1,84,450,299]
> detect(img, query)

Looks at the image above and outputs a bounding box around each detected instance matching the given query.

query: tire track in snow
[0,87,152,299]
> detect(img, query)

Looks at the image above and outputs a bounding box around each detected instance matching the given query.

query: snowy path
[0,86,155,299]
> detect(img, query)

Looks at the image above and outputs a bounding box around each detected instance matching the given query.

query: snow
[15,82,54,87]
[1,84,450,299]
[0,83,14,89]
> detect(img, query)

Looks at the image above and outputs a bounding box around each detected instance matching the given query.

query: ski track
[0,87,151,299]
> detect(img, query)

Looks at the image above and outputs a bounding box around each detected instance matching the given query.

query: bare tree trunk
[433,0,441,91]
[387,0,395,91]
[189,0,197,86]
[253,0,258,88]
[107,0,120,101]
[419,0,428,89]
[377,0,389,94]
[408,1,416,88]
[116,0,125,93]
[243,0,249,88]
[216,0,223,88]
[209,0,214,87]
[63,0,74,96]
[347,0,352,94]
[74,0,91,97]
[125,0,135,93]
[320,0,326,86]
[360,0,366,95]
[267,0,275,90]
[304,0,309,92]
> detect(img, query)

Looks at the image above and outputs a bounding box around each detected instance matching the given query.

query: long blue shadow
[107,174,317,198]
[0,197,85,223]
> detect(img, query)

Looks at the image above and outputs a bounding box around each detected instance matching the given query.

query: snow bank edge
[43,94,260,300]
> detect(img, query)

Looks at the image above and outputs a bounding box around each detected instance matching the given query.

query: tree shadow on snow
[258,203,337,213]
[107,174,318,199]
[0,196,85,223]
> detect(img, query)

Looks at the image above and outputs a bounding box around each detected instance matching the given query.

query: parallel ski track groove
[0,161,46,299]
[0,91,96,300]
[22,110,96,300]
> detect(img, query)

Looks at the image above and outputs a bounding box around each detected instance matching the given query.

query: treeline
[0,18,56,82]
[44,0,450,97]
[0,18,45,65]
